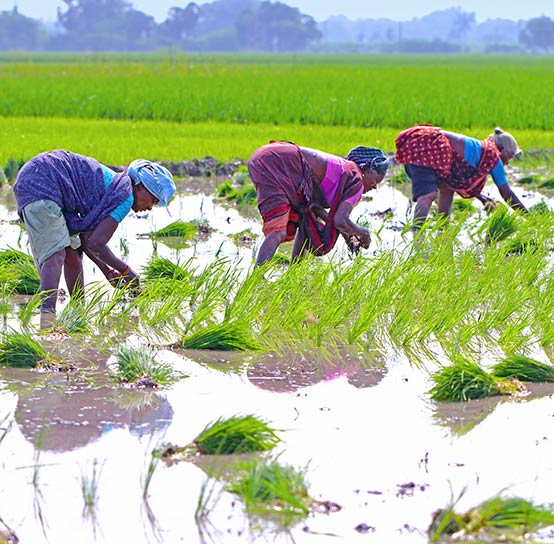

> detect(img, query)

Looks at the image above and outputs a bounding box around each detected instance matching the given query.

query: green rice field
[1,53,554,165]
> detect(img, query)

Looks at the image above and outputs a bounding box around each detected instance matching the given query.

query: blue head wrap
[127,159,175,206]
[346,147,390,175]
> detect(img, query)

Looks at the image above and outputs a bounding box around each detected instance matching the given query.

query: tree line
[0,0,553,53]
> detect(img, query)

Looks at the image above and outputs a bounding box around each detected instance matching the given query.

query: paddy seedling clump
[112,345,178,387]
[491,354,554,382]
[429,495,554,542]
[226,457,312,518]
[0,248,40,294]
[0,331,51,369]
[429,359,524,402]
[181,321,263,351]
[193,414,281,455]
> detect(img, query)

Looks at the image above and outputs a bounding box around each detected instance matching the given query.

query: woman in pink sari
[248,141,389,265]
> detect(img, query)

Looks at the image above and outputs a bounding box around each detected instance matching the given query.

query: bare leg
[437,187,455,218]
[255,230,287,266]
[39,248,65,313]
[64,247,84,300]
[413,191,438,228]
[291,230,309,263]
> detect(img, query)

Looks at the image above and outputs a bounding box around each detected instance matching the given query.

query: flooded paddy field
[2,163,554,544]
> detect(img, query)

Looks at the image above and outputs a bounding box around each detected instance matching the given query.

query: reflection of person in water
[246,350,387,393]
[11,372,173,453]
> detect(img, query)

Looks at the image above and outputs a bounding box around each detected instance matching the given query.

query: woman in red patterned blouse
[395,125,527,227]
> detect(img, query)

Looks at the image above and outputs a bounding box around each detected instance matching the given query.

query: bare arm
[81,216,139,283]
[498,184,527,213]
[333,201,371,248]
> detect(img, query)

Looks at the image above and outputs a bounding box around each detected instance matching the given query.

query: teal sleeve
[463,137,482,168]
[102,165,134,222]
[490,161,508,187]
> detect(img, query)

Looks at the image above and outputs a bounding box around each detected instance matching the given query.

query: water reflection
[246,349,388,393]
[2,362,173,452]
[431,382,554,436]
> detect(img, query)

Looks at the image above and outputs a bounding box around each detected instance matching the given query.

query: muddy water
[1,175,554,544]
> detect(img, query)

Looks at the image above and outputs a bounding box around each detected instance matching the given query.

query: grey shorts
[21,200,81,269]
[404,164,440,202]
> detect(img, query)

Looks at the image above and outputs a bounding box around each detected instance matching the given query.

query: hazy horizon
[1,0,553,23]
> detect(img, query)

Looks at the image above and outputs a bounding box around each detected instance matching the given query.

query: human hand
[481,196,498,213]
[356,227,371,249]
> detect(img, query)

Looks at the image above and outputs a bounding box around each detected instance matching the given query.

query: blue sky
[2,0,553,22]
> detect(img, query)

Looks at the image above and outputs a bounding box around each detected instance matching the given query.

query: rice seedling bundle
[149,220,197,239]
[54,302,90,334]
[430,495,554,540]
[181,321,262,351]
[491,354,554,382]
[0,248,40,294]
[0,331,48,368]
[484,206,519,244]
[194,414,281,454]
[113,345,175,386]
[430,359,503,401]
[226,457,311,516]
[142,256,191,282]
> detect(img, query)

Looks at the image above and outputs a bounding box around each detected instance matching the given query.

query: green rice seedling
[54,301,91,334]
[429,359,517,402]
[142,256,192,282]
[3,157,24,182]
[518,174,541,185]
[149,220,197,239]
[491,354,554,382]
[142,454,158,499]
[0,248,40,294]
[0,331,50,368]
[113,345,177,387]
[529,200,551,214]
[429,494,554,541]
[181,321,263,351]
[193,415,281,455]
[451,198,476,214]
[80,459,103,510]
[484,206,519,244]
[539,178,554,189]
[226,457,311,518]
[502,237,540,255]
[216,180,235,198]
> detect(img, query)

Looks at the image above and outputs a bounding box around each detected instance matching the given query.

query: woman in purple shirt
[13,150,175,326]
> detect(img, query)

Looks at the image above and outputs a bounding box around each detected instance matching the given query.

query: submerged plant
[194,414,281,455]
[429,494,554,542]
[181,321,263,351]
[113,345,177,387]
[0,331,50,368]
[0,248,40,294]
[491,354,554,382]
[429,359,520,402]
[226,457,311,518]
[80,459,103,510]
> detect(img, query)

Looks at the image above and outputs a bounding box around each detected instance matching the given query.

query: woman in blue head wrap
[14,150,175,328]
